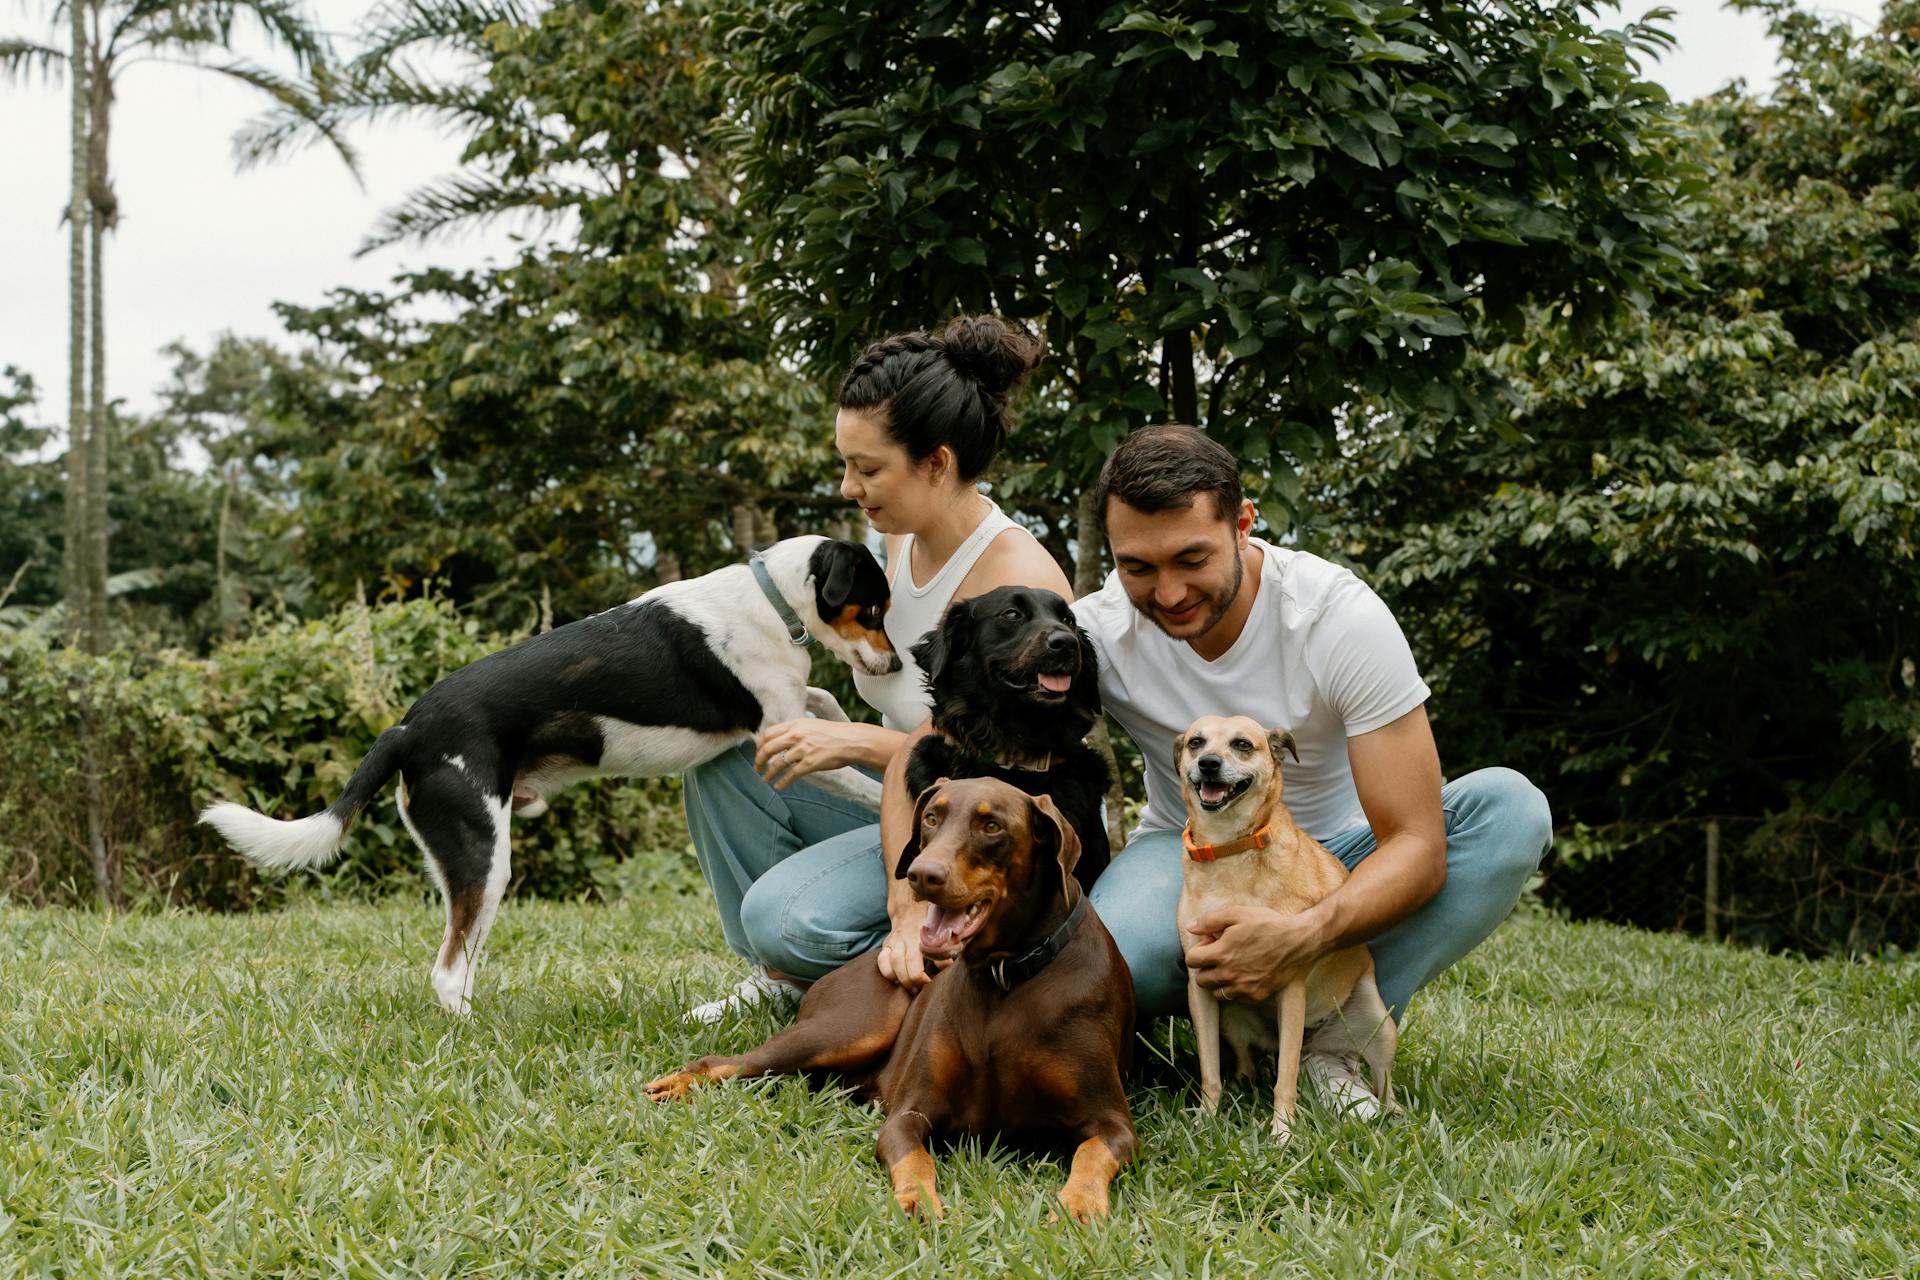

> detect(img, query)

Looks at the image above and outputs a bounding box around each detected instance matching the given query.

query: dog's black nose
[1198,754,1223,775]
[1044,628,1076,652]
[907,860,948,894]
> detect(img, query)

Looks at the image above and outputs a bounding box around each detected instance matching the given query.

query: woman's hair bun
[937,315,1046,399]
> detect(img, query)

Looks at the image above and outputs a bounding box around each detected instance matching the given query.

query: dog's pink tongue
[921,904,964,952]
[1200,782,1230,804]
[1039,672,1072,693]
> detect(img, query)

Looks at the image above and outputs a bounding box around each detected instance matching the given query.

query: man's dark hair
[1092,424,1244,531]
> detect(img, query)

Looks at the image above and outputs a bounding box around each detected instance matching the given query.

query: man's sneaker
[683,969,805,1026]
[1303,1051,1383,1121]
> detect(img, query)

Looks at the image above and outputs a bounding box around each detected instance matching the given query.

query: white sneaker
[1303,1051,1382,1121]
[683,969,804,1026]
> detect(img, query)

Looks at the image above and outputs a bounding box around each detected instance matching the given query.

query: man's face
[1105,494,1254,642]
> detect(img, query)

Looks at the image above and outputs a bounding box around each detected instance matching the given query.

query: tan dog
[1176,715,1397,1141]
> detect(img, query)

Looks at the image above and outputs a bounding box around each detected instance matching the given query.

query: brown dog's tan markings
[646,777,1137,1222]
[1053,1137,1121,1224]
[888,1141,942,1219]
[1175,714,1398,1142]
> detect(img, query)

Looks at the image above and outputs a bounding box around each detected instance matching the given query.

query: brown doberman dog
[644,776,1137,1222]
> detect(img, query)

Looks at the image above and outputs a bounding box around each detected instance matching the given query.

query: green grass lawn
[2,876,1915,1279]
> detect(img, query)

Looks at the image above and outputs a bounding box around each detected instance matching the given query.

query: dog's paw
[1268,1112,1294,1144]
[805,687,851,722]
[642,1071,699,1102]
[894,1184,944,1221]
[1050,1184,1110,1226]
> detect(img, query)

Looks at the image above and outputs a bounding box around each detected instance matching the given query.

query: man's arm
[1183,705,1446,1003]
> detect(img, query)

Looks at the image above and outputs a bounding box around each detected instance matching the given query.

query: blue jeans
[1091,768,1553,1020]
[681,742,891,976]
[686,745,1551,1018]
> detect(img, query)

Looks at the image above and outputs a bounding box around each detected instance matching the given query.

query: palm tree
[3,0,355,656]
[3,0,353,906]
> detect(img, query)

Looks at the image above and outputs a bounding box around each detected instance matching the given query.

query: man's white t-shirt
[1071,540,1430,842]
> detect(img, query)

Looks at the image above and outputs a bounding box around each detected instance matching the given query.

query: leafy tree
[0,370,64,628]
[0,343,324,648]
[241,0,838,624]
[1317,0,1920,952]
[717,0,1699,584]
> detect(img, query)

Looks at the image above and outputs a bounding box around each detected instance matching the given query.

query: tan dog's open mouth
[1189,774,1253,812]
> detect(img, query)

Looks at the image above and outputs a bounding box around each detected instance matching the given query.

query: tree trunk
[62,0,89,638]
[1071,488,1105,598]
[86,207,108,656]
[656,550,683,583]
[1167,328,1198,425]
[84,26,112,657]
[1070,488,1127,853]
[731,503,756,555]
[80,716,114,908]
[213,459,246,636]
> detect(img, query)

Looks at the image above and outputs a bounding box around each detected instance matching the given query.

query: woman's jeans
[683,743,1551,1020]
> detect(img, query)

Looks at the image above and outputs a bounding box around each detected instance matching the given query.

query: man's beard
[1144,549,1243,641]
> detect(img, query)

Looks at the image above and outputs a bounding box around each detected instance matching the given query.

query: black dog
[904,585,1112,892]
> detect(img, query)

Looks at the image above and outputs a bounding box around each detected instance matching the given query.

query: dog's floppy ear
[817,541,862,612]
[1028,793,1082,884]
[1268,728,1299,764]
[911,599,971,688]
[894,777,951,878]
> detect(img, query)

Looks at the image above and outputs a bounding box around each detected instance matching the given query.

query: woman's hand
[877,899,935,992]
[755,719,872,789]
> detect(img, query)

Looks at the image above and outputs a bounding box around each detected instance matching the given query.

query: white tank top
[853,498,1022,731]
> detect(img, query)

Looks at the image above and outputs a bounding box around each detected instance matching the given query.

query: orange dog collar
[1182,823,1274,862]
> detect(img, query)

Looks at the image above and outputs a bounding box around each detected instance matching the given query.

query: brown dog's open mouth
[1189,775,1252,812]
[921,896,991,955]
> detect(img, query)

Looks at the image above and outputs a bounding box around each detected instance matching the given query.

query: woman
[681,315,1073,1023]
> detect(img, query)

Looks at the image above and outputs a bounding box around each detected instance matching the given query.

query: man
[1073,424,1551,1104]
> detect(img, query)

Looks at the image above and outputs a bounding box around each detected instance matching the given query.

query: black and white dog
[201,536,897,1013]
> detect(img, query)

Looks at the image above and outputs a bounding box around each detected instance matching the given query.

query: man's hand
[877,900,936,992]
[1183,904,1331,1004]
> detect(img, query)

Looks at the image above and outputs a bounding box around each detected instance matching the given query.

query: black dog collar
[924,891,1089,991]
[956,747,1056,774]
[749,553,813,647]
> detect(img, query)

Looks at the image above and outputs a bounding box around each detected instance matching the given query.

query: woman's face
[836,407,951,535]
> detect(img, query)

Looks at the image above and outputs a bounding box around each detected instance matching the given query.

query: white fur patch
[199,802,346,872]
[592,717,743,775]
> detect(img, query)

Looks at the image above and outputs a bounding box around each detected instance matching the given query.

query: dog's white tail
[200,725,409,873]
[199,803,347,872]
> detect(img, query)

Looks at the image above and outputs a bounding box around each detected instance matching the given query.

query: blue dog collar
[750,554,813,647]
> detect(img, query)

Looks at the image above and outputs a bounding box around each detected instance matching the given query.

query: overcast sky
[0,0,1888,429]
